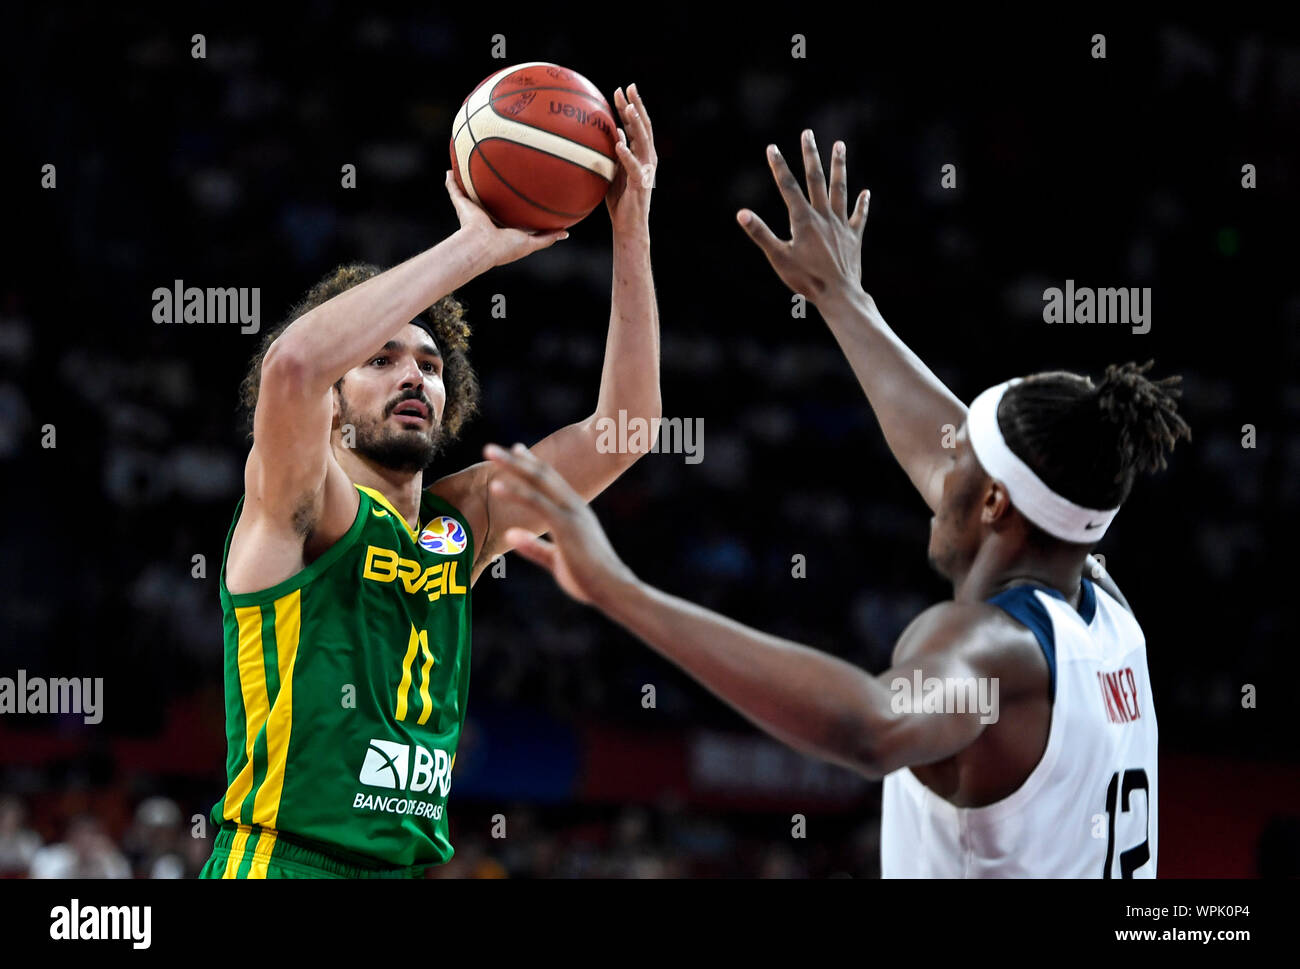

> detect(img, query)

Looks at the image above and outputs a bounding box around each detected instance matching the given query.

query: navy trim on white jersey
[984,578,1099,703]
[1077,577,1098,623]
[986,586,1058,701]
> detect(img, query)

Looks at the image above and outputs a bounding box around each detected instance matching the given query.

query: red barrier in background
[1158,753,1300,878]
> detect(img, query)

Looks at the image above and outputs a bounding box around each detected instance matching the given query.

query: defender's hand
[445,170,568,267]
[605,83,657,235]
[737,131,870,307]
[484,443,638,607]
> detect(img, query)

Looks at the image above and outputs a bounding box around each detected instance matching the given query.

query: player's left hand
[483,443,639,606]
[605,84,657,234]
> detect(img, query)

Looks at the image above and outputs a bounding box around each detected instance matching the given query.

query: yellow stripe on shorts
[245,830,279,879]
[222,826,252,878]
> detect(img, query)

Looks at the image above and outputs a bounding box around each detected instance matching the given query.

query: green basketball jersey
[208,482,474,868]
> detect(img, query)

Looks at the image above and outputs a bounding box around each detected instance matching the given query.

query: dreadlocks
[996,360,1192,514]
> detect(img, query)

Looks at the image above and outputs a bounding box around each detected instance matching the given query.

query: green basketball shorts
[199,823,430,879]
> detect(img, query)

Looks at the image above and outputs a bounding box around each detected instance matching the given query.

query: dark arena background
[1,5,1297,890]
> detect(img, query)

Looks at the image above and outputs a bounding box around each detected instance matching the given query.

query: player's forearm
[592,230,662,429]
[817,285,968,512]
[595,574,886,770]
[268,228,497,388]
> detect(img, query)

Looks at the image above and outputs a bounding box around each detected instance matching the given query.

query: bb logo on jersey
[358,738,455,796]
[419,517,467,555]
[353,738,457,820]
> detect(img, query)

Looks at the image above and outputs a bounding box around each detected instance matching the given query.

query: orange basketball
[449,62,618,232]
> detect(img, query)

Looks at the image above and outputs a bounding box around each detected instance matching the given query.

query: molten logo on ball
[548,101,613,137]
[450,61,618,232]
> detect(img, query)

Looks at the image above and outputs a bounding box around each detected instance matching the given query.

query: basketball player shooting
[200,85,660,879]
[484,130,1190,878]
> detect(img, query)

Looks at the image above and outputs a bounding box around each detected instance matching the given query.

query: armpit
[290,493,318,537]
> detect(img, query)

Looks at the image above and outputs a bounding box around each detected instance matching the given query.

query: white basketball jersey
[880,578,1158,878]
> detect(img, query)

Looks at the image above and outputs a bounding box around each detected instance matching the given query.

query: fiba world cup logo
[418,517,467,556]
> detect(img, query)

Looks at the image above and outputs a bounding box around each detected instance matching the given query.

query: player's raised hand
[737,130,870,308]
[483,443,638,606]
[605,83,658,234]
[445,169,568,266]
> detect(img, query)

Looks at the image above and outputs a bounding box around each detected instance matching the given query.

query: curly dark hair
[238,262,480,443]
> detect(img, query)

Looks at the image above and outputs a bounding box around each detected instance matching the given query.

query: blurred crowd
[0,794,203,879]
[2,788,1294,878]
[0,792,884,879]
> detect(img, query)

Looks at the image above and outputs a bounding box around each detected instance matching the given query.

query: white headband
[966,379,1119,544]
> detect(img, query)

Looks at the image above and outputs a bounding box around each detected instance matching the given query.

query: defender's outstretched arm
[737,131,965,515]
[483,444,1020,779]
[738,132,1120,604]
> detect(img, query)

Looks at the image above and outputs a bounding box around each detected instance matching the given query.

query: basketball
[449,62,619,232]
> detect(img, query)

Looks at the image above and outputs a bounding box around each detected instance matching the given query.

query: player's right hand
[445,169,569,267]
[736,130,870,309]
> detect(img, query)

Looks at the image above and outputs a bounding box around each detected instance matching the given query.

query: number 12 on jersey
[1102,768,1151,878]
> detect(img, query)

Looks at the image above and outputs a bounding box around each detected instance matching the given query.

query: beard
[339,392,444,473]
